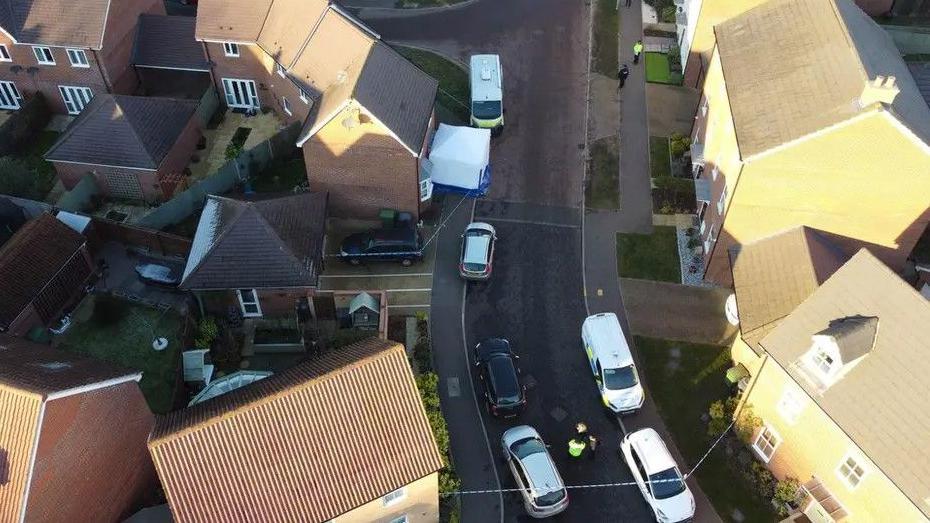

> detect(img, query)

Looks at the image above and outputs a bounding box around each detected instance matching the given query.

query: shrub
[660,5,677,23]
[194,316,219,350]
[669,133,692,159]
[413,339,432,372]
[687,237,701,249]
[0,92,51,157]
[746,461,777,501]
[416,372,461,496]
[0,157,40,199]
[773,477,803,516]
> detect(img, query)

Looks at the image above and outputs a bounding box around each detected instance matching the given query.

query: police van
[469,54,504,136]
[581,313,645,414]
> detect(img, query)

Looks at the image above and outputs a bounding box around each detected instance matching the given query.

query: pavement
[362,1,722,521]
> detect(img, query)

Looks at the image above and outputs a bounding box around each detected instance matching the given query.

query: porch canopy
[427,124,491,196]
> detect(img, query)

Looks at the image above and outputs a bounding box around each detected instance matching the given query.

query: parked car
[620,428,696,523]
[501,425,569,518]
[339,227,424,266]
[474,338,525,417]
[581,312,645,414]
[460,222,496,280]
[135,263,181,288]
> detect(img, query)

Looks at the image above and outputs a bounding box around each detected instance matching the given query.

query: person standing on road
[633,40,644,65]
[587,433,599,460]
[568,435,587,459]
[618,64,630,89]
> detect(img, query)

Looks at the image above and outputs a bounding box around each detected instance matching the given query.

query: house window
[382,487,406,507]
[703,222,717,253]
[0,44,11,62]
[236,289,262,317]
[282,96,292,116]
[389,516,408,523]
[776,385,805,425]
[716,184,727,215]
[711,164,719,182]
[836,453,867,489]
[223,42,239,57]
[811,347,836,376]
[0,81,22,110]
[66,49,89,67]
[751,423,781,463]
[299,87,310,104]
[275,62,286,77]
[701,97,708,117]
[32,46,54,65]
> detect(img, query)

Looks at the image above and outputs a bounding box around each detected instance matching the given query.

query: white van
[469,54,504,136]
[581,313,644,414]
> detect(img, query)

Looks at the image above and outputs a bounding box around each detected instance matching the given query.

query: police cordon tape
[439,418,735,498]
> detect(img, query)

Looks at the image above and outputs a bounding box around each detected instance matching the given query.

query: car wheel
[349,258,361,266]
[401,258,413,267]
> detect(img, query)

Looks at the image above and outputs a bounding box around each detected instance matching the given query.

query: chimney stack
[859,75,900,107]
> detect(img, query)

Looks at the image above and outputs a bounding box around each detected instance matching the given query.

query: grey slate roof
[44,95,199,170]
[760,249,930,518]
[180,192,329,290]
[133,14,210,71]
[907,62,930,109]
[815,315,879,363]
[0,0,109,48]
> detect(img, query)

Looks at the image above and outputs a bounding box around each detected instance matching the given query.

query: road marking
[382,288,432,292]
[447,377,461,398]
[319,273,433,278]
[387,304,431,309]
[597,288,604,296]
[475,216,581,229]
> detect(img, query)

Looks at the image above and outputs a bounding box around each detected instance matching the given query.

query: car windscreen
[511,436,546,460]
[649,467,686,500]
[488,356,520,404]
[472,100,502,120]
[463,233,491,272]
[603,365,638,390]
[536,485,567,507]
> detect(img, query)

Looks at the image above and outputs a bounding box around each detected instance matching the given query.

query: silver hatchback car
[501,425,569,518]
[459,222,496,280]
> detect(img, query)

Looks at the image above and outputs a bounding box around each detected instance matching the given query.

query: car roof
[628,428,678,474]
[487,356,520,398]
[521,452,564,498]
[476,338,511,360]
[582,313,633,368]
[469,55,502,102]
[371,227,417,243]
[464,235,492,264]
[466,222,495,234]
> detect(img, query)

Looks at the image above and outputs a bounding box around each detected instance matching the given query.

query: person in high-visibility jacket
[633,40,644,65]
[568,436,587,458]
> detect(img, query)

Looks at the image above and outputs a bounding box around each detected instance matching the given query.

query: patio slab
[189,111,285,182]
[95,241,189,312]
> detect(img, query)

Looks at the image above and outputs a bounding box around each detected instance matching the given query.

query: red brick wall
[98,0,165,94]
[157,116,202,198]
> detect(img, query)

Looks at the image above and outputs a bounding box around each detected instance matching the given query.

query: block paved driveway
[361,1,717,521]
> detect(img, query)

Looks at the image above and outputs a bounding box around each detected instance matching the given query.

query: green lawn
[395,46,470,123]
[58,295,183,413]
[645,52,671,83]
[593,0,620,76]
[251,158,307,193]
[586,136,620,209]
[649,136,671,178]
[635,336,778,522]
[616,226,681,282]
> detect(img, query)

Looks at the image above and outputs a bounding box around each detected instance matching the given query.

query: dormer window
[799,316,878,391]
[811,346,836,376]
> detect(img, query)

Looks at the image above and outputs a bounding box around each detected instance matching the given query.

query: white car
[459,222,496,280]
[620,428,695,523]
[501,425,569,518]
[582,313,645,414]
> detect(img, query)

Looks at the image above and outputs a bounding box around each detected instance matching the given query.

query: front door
[237,289,262,317]
[804,501,836,523]
[222,78,259,109]
[0,81,21,110]
[59,86,93,115]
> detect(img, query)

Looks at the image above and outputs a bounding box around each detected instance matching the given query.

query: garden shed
[348,292,380,330]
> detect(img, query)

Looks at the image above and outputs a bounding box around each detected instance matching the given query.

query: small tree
[669,132,692,159]
[773,477,803,516]
[0,157,39,199]
[194,316,219,350]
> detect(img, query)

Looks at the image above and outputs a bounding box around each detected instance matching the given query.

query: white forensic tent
[426,124,491,196]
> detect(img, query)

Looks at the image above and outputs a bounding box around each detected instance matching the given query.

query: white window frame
[776,385,805,425]
[221,78,260,109]
[58,85,93,115]
[66,48,89,67]
[382,487,406,507]
[236,289,263,317]
[703,222,717,253]
[716,184,727,215]
[811,348,836,377]
[836,452,868,490]
[388,516,408,523]
[700,97,708,117]
[223,42,240,57]
[0,44,11,62]
[299,87,309,104]
[282,96,292,116]
[0,81,22,110]
[275,62,286,78]
[751,423,781,463]
[711,164,719,182]
[32,46,54,65]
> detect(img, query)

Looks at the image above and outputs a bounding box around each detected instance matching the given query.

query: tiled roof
[255,0,330,68]
[760,250,930,518]
[0,0,109,48]
[289,8,375,99]
[133,14,210,71]
[180,192,329,290]
[0,214,87,329]
[715,0,930,158]
[0,337,153,522]
[44,94,199,170]
[729,227,848,347]
[149,338,443,523]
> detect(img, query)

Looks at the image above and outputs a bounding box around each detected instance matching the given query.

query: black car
[339,227,424,266]
[474,338,526,418]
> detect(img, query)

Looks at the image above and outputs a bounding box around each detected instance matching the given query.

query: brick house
[0,336,155,523]
[148,338,443,523]
[0,213,94,337]
[691,0,930,285]
[676,0,894,89]
[180,192,328,320]
[44,94,201,202]
[194,0,438,219]
[726,231,930,522]
[0,0,165,114]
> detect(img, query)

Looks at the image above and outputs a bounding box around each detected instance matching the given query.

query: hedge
[0,93,51,157]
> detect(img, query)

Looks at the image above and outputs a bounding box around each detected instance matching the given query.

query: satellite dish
[725,294,739,326]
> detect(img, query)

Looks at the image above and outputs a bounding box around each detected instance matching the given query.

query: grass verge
[58,295,182,413]
[395,46,470,123]
[586,136,620,209]
[649,136,671,178]
[635,336,777,522]
[593,0,620,76]
[616,226,680,282]
[645,52,671,83]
